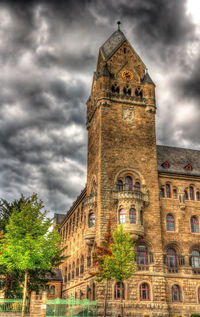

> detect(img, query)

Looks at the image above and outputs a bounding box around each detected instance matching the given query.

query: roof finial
[117,21,121,31]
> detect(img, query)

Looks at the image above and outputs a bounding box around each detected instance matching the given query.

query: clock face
[122,70,133,81]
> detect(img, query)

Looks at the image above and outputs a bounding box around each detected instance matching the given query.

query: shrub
[190,314,200,317]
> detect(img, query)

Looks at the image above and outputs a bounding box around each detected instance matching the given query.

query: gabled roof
[100,30,126,61]
[157,145,200,177]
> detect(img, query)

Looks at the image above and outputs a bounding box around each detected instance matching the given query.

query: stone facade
[57,28,200,316]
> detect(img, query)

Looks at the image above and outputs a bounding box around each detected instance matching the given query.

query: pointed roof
[142,71,155,86]
[100,30,126,61]
[99,63,112,77]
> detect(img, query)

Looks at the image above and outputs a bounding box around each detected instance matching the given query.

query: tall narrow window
[172,285,181,302]
[166,248,177,268]
[140,283,150,301]
[135,182,140,191]
[191,216,199,233]
[119,209,126,224]
[80,256,84,274]
[76,259,79,277]
[114,282,125,299]
[45,285,49,294]
[125,176,132,191]
[140,210,143,225]
[184,190,188,200]
[173,189,177,199]
[117,180,123,191]
[160,188,164,198]
[196,191,200,201]
[50,286,55,295]
[166,214,175,231]
[137,245,148,265]
[129,208,136,224]
[166,184,171,198]
[89,213,95,228]
[190,186,194,200]
[191,250,200,268]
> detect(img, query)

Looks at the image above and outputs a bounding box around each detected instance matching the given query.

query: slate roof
[100,30,126,61]
[45,268,62,281]
[157,145,200,177]
[142,72,155,86]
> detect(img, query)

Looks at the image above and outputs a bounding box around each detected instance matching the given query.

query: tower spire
[117,21,121,31]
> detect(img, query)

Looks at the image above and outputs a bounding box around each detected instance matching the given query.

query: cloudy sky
[0,0,200,215]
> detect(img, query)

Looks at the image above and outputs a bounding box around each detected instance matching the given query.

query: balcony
[84,226,95,246]
[113,189,149,206]
[123,222,144,241]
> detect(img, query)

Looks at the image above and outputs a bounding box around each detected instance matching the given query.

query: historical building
[56,26,200,316]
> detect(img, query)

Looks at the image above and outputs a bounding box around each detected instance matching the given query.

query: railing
[46,296,97,317]
[0,298,29,312]
[113,190,149,205]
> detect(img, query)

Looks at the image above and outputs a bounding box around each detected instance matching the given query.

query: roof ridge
[157,144,200,152]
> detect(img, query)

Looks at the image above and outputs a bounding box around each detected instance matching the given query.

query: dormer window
[161,161,170,168]
[184,164,193,171]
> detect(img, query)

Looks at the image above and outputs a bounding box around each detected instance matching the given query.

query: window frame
[119,209,126,224]
[129,208,136,224]
[89,212,95,228]
[114,282,125,300]
[191,216,199,233]
[172,284,181,302]
[140,283,150,301]
[166,214,175,232]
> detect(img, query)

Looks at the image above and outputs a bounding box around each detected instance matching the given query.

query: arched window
[184,190,188,200]
[45,285,49,294]
[196,191,200,201]
[166,184,171,198]
[89,213,95,228]
[114,282,125,299]
[80,256,84,274]
[166,214,175,231]
[123,86,131,96]
[166,248,177,268]
[140,283,150,301]
[87,286,91,300]
[129,208,136,224]
[119,209,126,224]
[125,176,132,191]
[117,180,123,191]
[92,283,96,300]
[140,210,143,226]
[190,186,194,200]
[137,245,148,265]
[191,216,199,233]
[76,259,79,277]
[191,250,200,268]
[173,189,177,199]
[50,286,55,295]
[198,286,200,303]
[160,188,164,198]
[172,285,181,302]
[135,182,140,191]
[68,265,71,281]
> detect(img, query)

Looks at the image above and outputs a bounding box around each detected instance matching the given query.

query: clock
[122,70,133,81]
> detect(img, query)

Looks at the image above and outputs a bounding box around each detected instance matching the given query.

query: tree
[104,225,136,317]
[90,216,113,317]
[0,193,65,317]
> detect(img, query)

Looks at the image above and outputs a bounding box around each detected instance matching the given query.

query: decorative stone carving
[122,106,134,122]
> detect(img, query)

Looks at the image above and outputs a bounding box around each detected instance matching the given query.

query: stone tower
[85,27,168,315]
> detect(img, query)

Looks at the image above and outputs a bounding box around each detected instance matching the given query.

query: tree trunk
[104,280,108,317]
[21,270,28,317]
[120,283,123,317]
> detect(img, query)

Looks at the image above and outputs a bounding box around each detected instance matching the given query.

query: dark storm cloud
[0,0,199,215]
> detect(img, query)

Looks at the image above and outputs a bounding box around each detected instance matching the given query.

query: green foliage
[0,193,65,298]
[190,314,200,317]
[104,225,136,282]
